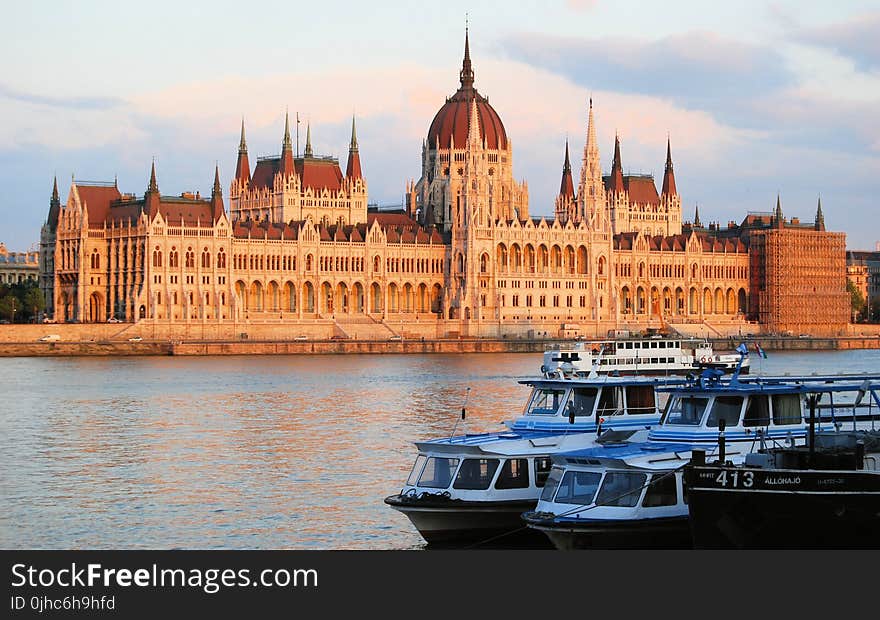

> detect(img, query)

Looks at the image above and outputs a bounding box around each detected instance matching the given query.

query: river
[1,349,878,549]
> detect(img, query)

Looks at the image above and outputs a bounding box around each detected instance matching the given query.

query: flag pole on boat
[449,387,471,440]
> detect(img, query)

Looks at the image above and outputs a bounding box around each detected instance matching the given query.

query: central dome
[426,31,508,151]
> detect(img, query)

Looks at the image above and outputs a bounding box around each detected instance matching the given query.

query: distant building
[0,242,39,285]
[37,29,851,337]
[847,249,880,316]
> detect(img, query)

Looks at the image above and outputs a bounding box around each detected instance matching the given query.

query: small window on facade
[453,458,500,490]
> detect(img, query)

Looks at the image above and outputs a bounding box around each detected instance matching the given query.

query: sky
[1,0,878,252]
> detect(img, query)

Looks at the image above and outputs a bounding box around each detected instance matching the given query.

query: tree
[22,286,46,322]
[847,279,866,322]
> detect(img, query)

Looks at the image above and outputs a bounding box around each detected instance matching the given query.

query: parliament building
[39,31,850,338]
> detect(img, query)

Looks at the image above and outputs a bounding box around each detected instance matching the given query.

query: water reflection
[1,350,877,549]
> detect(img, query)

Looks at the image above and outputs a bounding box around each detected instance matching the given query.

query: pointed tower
[304,123,313,158]
[693,204,702,228]
[145,161,161,217]
[211,164,225,221]
[235,118,251,185]
[659,136,682,235]
[345,116,362,180]
[815,196,825,231]
[555,140,576,224]
[609,134,625,193]
[280,111,295,176]
[47,176,61,232]
[578,98,607,229]
[661,137,677,196]
[774,194,784,228]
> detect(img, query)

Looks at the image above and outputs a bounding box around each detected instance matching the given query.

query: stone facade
[0,242,38,285]
[37,30,849,338]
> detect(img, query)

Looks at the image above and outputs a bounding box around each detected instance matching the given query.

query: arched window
[201,248,211,269]
[90,249,100,270]
[153,247,163,268]
[169,247,179,268]
[217,248,226,268]
[185,248,195,269]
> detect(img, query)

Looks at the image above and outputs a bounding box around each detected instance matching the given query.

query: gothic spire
[559,139,574,199]
[609,133,625,193]
[282,110,292,151]
[460,26,474,90]
[304,123,313,158]
[148,159,158,193]
[346,116,363,180]
[815,196,825,231]
[213,163,222,196]
[210,164,225,220]
[47,176,61,231]
[693,204,702,228]
[51,175,59,204]
[235,118,252,184]
[280,111,295,176]
[661,135,677,196]
[775,194,784,228]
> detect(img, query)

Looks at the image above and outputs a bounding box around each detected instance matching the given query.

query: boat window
[597,387,619,417]
[540,466,565,501]
[527,388,566,415]
[418,457,459,489]
[534,457,553,487]
[406,455,427,486]
[772,394,803,425]
[495,458,530,489]
[743,395,771,427]
[554,470,602,505]
[596,472,648,507]
[568,388,598,417]
[663,396,708,425]
[707,396,744,428]
[453,458,500,490]
[642,473,677,507]
[625,385,656,415]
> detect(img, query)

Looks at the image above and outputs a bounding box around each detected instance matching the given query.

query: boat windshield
[453,458,500,490]
[554,470,602,506]
[595,471,648,507]
[706,396,744,428]
[540,466,566,501]
[406,455,427,486]
[527,388,567,416]
[567,388,598,417]
[663,396,709,425]
[417,457,460,489]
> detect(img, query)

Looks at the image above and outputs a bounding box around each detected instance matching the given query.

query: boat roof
[553,440,696,468]
[521,375,689,389]
[415,430,605,457]
[661,374,880,396]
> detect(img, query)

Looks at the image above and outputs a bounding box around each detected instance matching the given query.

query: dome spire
[460,23,474,90]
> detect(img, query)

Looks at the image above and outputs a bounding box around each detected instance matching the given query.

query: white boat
[384,373,684,545]
[541,337,750,378]
[522,369,880,549]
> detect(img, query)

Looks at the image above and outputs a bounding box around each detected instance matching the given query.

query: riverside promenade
[1,322,879,356]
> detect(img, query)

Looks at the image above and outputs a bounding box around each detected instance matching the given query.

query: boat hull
[384,495,548,547]
[523,514,691,550]
[685,466,880,549]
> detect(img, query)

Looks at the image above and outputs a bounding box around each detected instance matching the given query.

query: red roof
[251,156,344,193]
[74,184,122,225]
[428,90,507,150]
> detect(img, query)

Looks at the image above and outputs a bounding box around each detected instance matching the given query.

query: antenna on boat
[449,387,471,440]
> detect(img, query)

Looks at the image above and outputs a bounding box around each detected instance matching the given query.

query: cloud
[565,0,597,11]
[796,12,880,73]
[498,30,794,126]
[0,83,123,110]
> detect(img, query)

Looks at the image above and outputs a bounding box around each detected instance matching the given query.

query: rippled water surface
[1,349,878,549]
